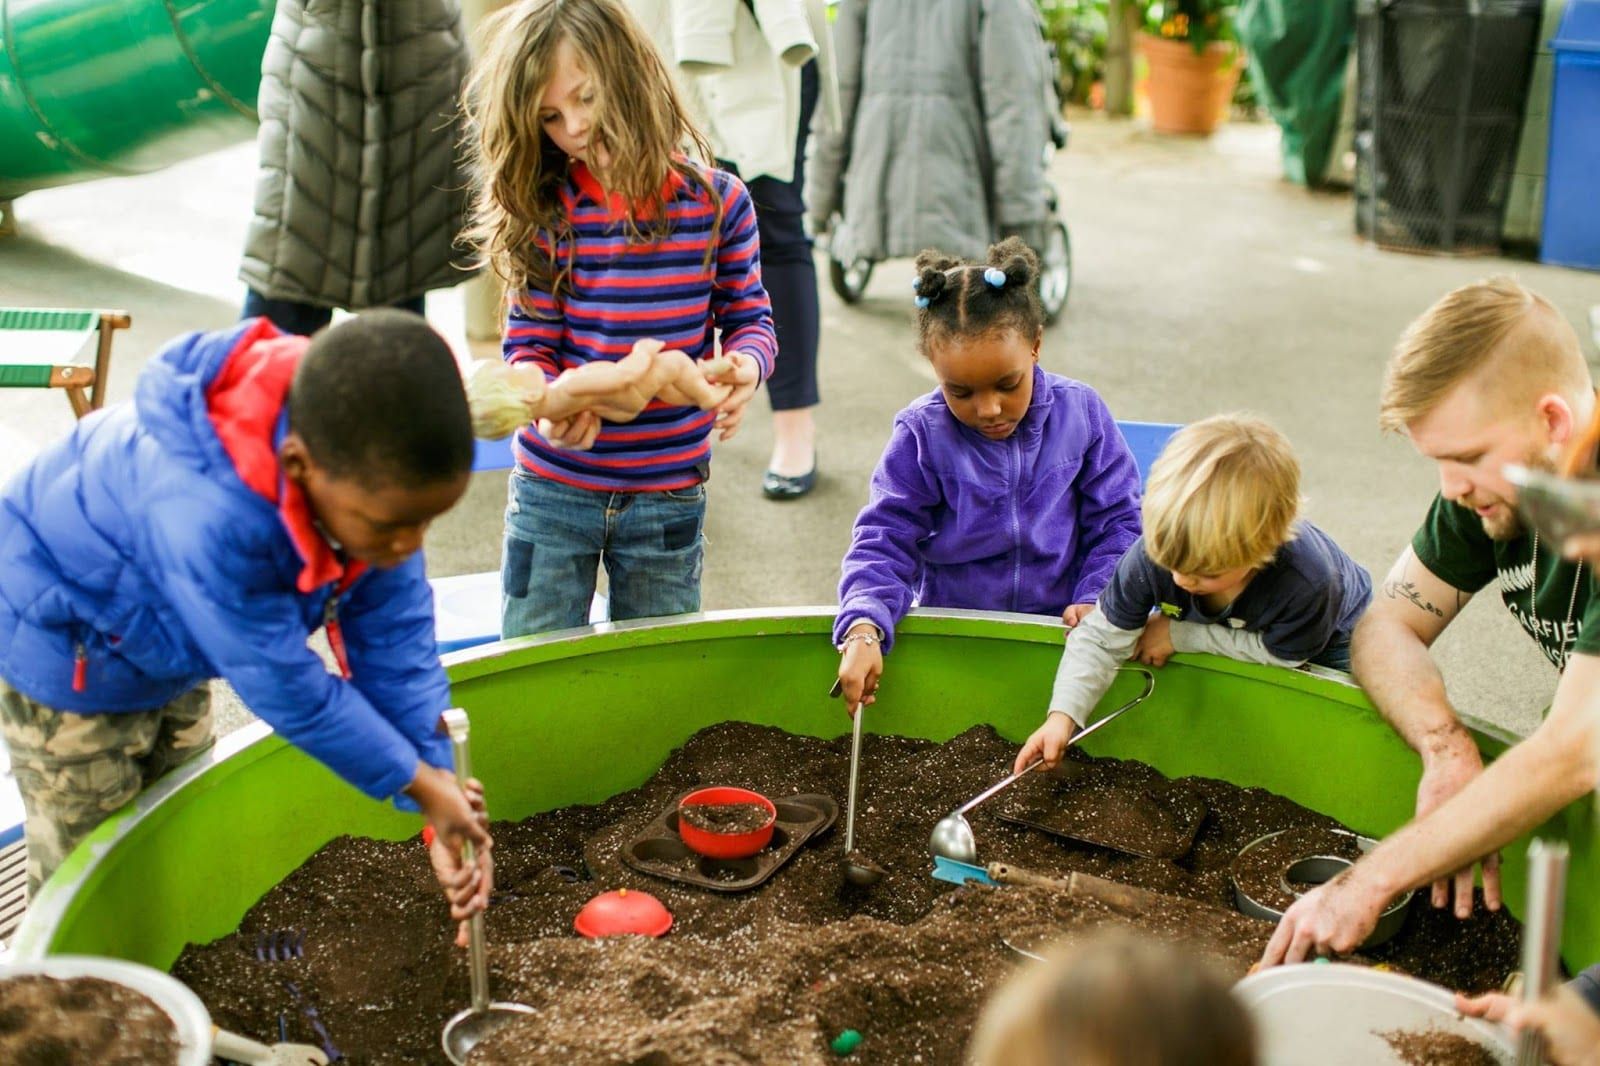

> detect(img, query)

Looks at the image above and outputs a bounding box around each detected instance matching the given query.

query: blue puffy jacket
[0,320,452,805]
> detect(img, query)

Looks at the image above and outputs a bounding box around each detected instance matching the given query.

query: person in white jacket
[628,0,839,499]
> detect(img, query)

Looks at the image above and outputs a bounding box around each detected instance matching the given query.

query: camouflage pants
[0,680,214,896]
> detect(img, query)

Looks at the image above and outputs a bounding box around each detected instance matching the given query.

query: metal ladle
[440,708,534,1065]
[843,700,885,887]
[1514,838,1570,1066]
[929,667,1155,865]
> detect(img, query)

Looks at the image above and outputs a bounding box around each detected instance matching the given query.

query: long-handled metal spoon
[439,708,534,1065]
[842,700,885,886]
[929,667,1155,865]
[1514,838,1569,1066]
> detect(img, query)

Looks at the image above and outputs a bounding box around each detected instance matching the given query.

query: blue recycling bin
[1542,0,1600,270]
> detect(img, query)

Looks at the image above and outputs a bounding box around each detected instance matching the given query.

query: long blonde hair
[460,0,720,307]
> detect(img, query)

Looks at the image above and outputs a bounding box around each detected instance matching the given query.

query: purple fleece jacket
[836,367,1142,651]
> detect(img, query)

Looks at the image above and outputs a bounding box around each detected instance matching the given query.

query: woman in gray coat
[239,0,474,335]
[807,0,1056,267]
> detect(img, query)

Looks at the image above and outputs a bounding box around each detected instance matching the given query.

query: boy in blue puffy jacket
[0,311,489,924]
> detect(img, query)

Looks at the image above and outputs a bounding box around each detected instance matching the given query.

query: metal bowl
[1231,829,1412,949]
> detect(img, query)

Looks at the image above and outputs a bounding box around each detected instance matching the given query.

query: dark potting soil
[680,801,773,834]
[172,723,1523,1065]
[0,975,179,1066]
[1001,756,1205,858]
[1380,1027,1503,1065]
[1232,826,1365,912]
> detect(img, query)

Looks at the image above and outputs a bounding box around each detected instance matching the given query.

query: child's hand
[836,623,883,716]
[1062,603,1095,628]
[709,351,761,441]
[1014,713,1080,774]
[1133,614,1175,667]
[539,410,603,450]
[408,765,494,948]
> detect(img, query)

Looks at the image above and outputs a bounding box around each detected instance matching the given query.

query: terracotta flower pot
[1138,33,1243,136]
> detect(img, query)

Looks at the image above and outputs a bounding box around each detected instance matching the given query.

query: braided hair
[912,237,1043,353]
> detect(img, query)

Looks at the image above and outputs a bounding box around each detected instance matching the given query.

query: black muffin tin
[619,791,838,892]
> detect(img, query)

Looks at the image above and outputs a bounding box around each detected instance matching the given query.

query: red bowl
[677,786,777,859]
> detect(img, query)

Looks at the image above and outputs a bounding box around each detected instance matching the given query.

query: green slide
[0,0,272,200]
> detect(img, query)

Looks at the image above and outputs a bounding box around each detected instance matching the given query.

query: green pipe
[10,609,1596,976]
[0,0,272,200]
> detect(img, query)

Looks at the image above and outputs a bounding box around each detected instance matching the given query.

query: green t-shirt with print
[1413,494,1600,670]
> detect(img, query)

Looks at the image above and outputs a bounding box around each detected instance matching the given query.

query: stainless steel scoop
[1515,839,1570,1066]
[842,700,885,887]
[439,708,534,1065]
[1506,463,1600,543]
[929,667,1155,865]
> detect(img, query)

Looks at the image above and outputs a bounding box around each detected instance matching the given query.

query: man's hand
[1014,712,1080,775]
[1259,870,1391,967]
[1062,603,1095,628]
[837,623,882,716]
[709,351,761,441]
[1416,729,1501,916]
[1133,614,1175,667]
[1458,987,1600,1066]
[406,764,494,948]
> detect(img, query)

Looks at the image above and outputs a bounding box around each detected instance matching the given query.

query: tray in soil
[997,755,1208,860]
[619,791,838,893]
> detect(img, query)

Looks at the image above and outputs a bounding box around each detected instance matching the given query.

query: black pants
[242,289,427,337]
[724,60,821,412]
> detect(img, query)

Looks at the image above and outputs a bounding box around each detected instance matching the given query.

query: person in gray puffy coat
[239,0,475,335]
[807,0,1057,266]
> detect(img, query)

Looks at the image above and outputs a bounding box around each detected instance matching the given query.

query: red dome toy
[677,786,777,859]
[573,889,673,938]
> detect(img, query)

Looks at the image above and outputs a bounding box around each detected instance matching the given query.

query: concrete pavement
[3,113,1596,738]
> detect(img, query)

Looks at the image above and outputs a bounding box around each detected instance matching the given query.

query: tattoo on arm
[1384,579,1445,618]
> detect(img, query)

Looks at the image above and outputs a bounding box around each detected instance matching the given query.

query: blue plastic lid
[1553,0,1600,53]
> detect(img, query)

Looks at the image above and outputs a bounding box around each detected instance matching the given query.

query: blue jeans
[1309,636,1352,672]
[501,471,706,638]
[242,290,426,336]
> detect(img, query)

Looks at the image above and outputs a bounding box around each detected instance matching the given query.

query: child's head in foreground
[967,930,1257,1066]
[279,311,473,568]
[913,237,1046,441]
[1142,414,1302,597]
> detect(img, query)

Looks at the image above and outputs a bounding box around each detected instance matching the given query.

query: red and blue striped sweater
[503,160,778,492]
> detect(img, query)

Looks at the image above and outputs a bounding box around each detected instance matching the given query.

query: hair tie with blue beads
[983,267,1007,289]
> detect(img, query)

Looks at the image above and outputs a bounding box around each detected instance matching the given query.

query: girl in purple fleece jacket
[834,238,1143,712]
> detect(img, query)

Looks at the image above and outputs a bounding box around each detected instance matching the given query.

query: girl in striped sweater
[464,0,778,637]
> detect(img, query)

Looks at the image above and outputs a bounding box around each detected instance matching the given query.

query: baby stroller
[824,32,1074,324]
[826,139,1073,324]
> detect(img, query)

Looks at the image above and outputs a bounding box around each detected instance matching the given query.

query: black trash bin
[1354,0,1543,255]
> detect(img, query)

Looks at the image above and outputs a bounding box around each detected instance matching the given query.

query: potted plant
[1137,0,1243,135]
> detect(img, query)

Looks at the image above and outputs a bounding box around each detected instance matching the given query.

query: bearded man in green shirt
[1261,278,1600,1008]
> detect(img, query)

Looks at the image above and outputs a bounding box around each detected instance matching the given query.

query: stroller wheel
[829,256,874,305]
[1039,220,1071,324]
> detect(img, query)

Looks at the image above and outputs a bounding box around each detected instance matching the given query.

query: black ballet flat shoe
[762,463,818,500]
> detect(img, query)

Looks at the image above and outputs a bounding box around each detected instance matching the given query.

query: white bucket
[1235,963,1515,1065]
[0,954,212,1066]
